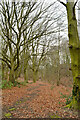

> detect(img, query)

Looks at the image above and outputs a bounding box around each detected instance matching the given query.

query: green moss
[5,113,11,118]
[65,98,80,110]
[65,102,72,108]
[50,114,61,118]
[9,108,16,111]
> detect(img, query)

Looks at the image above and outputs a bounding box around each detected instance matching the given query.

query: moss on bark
[66,1,80,110]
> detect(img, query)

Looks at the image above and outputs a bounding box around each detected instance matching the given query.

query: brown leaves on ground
[2,80,79,118]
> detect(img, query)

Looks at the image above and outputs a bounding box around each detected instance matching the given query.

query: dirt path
[2,81,79,118]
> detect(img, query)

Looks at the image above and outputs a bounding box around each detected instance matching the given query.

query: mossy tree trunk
[9,58,15,84]
[66,1,80,110]
[32,56,37,83]
[23,26,29,83]
[33,70,36,83]
[58,0,80,111]
[32,70,38,83]
[2,61,5,80]
[24,67,28,83]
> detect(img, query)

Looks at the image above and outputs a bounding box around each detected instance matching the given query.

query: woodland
[0,0,80,118]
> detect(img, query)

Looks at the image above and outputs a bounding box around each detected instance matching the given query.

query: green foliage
[58,101,63,105]
[0,79,28,89]
[0,80,13,89]
[59,92,72,105]
[58,101,61,104]
[14,81,20,87]
[65,96,72,105]
[59,92,67,98]
[5,113,11,118]
[0,80,22,89]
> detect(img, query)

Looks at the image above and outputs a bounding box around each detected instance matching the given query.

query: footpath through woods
[2,80,79,118]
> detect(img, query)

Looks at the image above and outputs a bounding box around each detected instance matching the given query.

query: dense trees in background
[0,1,59,83]
[0,0,68,85]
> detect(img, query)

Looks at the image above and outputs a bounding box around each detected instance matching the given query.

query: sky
[0,0,80,37]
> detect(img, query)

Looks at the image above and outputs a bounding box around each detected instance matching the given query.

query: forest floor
[2,78,80,118]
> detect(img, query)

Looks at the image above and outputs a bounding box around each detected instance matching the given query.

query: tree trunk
[9,60,15,84]
[24,68,28,83]
[57,68,60,86]
[66,2,80,110]
[57,27,60,86]
[2,62,5,80]
[26,69,28,83]
[33,71,37,83]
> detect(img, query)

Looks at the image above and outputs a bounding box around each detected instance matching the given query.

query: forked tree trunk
[66,2,80,110]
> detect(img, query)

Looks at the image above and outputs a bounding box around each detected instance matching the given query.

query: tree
[29,34,51,83]
[58,0,80,112]
[0,1,56,84]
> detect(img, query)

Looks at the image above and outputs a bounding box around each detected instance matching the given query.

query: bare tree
[0,0,58,84]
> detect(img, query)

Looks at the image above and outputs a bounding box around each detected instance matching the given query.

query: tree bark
[9,59,15,84]
[66,1,80,110]
[24,68,28,83]
[2,61,5,80]
[33,69,38,83]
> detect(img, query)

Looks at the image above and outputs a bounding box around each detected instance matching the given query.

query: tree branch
[0,58,11,69]
[73,0,78,8]
[57,0,67,8]
[73,0,79,19]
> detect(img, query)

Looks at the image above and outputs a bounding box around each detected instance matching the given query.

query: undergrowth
[0,80,26,89]
[0,80,13,89]
[59,92,72,105]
